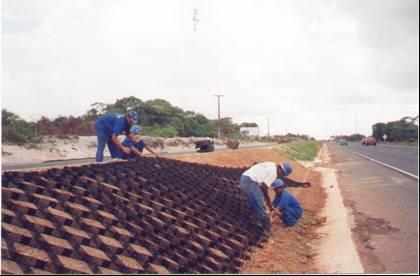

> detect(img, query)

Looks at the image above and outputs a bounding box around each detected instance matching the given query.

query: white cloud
[2,0,418,139]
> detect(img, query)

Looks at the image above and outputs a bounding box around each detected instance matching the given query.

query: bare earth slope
[171,148,326,273]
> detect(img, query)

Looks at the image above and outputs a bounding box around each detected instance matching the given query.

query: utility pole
[266,117,270,137]
[214,95,224,139]
[355,110,358,133]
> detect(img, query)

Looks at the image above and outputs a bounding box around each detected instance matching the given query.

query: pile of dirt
[171,148,326,273]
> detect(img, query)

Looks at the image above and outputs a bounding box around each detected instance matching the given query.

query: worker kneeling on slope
[239,162,291,233]
[240,162,309,233]
[95,111,138,162]
[119,125,158,159]
[271,179,302,227]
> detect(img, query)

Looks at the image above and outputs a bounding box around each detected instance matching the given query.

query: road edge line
[343,148,418,180]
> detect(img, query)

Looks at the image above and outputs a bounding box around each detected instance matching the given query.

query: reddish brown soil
[171,148,326,273]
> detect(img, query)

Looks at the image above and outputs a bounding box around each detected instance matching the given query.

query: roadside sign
[240,127,259,137]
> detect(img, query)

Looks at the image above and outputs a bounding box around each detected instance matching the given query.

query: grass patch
[274,141,322,161]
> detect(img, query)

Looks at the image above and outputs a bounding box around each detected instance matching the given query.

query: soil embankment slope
[172,148,326,273]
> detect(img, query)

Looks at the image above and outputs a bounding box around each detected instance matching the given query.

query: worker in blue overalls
[240,162,293,233]
[271,179,303,227]
[119,125,158,159]
[240,162,309,233]
[95,111,138,162]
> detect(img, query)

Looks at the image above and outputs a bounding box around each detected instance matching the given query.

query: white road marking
[359,177,383,181]
[358,178,383,185]
[343,148,418,180]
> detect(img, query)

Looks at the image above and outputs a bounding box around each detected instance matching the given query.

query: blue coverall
[272,189,303,226]
[119,138,146,159]
[95,114,131,162]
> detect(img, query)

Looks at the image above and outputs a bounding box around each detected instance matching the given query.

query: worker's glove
[302,182,311,188]
[291,182,311,188]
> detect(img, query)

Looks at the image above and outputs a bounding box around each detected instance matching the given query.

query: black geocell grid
[1,157,266,273]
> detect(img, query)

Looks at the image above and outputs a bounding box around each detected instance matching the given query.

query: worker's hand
[272,214,281,224]
[302,182,311,188]
[270,209,281,224]
[152,154,158,158]
[121,146,131,154]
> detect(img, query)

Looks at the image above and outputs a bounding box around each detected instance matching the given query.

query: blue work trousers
[95,127,121,162]
[281,206,302,226]
[239,175,271,232]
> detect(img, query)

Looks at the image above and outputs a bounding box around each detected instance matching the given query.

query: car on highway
[362,136,377,146]
[339,138,348,145]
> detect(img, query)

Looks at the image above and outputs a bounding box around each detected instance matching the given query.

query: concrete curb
[313,144,364,273]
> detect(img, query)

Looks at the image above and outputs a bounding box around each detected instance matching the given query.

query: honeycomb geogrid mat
[1,157,266,274]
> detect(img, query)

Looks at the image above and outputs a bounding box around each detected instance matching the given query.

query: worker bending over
[240,161,309,233]
[95,111,138,162]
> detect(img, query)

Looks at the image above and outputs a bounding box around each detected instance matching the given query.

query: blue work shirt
[272,189,301,211]
[95,114,131,138]
[272,189,302,226]
[120,138,146,159]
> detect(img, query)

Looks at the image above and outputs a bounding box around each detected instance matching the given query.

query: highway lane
[341,142,418,176]
[326,142,418,273]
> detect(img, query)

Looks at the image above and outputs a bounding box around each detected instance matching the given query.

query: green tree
[142,125,178,137]
[349,133,366,141]
[3,98,259,140]
[104,96,144,115]
[2,109,36,145]
[219,117,240,138]
[372,117,418,142]
[82,108,100,121]
[372,123,386,140]
[2,109,20,125]
[53,116,67,128]
[143,99,183,126]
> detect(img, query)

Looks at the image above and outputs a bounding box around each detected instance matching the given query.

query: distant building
[240,127,259,137]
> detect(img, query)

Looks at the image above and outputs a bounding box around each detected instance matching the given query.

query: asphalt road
[326,142,418,273]
[341,142,418,176]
